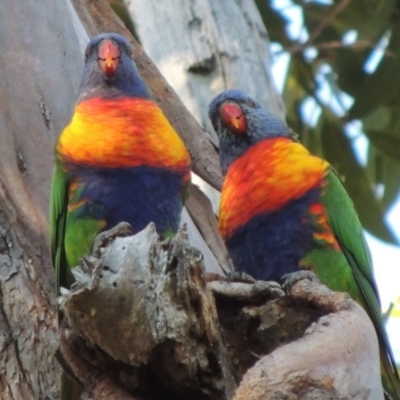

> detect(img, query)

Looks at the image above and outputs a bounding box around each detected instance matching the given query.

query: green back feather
[50,160,105,294]
[50,160,70,296]
[322,168,400,397]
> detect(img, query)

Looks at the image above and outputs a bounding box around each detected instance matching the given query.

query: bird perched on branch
[50,32,191,400]
[209,89,400,400]
[50,33,191,294]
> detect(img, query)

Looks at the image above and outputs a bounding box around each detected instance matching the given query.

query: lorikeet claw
[281,270,321,293]
[209,278,284,302]
[252,280,285,299]
[226,270,256,284]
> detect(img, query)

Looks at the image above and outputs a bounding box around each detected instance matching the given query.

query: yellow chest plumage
[57,97,190,177]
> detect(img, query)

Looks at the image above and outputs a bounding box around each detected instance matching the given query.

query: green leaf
[381,157,400,210]
[366,142,400,211]
[255,0,291,46]
[297,0,396,98]
[282,56,316,139]
[349,24,400,119]
[364,130,400,162]
[334,48,367,97]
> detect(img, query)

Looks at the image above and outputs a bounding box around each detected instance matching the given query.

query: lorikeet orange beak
[98,39,120,77]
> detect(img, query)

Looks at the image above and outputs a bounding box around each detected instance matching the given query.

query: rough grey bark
[234,280,384,400]
[0,0,86,398]
[58,224,384,399]
[60,224,236,399]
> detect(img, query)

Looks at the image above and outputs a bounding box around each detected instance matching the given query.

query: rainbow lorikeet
[50,32,191,297]
[50,32,190,400]
[209,89,400,399]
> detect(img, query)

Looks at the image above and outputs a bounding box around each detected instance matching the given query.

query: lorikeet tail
[381,352,400,399]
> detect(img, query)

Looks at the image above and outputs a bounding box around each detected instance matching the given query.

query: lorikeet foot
[281,270,321,293]
[251,280,285,299]
[92,221,133,258]
[226,270,256,284]
[209,279,284,302]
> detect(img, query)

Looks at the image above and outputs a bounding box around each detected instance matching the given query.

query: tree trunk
[0,0,86,398]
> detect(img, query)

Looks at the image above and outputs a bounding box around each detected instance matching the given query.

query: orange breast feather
[57,97,190,179]
[219,138,329,238]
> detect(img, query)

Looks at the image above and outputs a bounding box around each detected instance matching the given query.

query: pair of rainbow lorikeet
[50,33,400,399]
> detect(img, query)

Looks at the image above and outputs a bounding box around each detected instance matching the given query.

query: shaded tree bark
[0,0,85,398]
[57,223,383,399]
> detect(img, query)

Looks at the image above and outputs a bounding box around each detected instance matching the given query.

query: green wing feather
[49,159,69,296]
[50,161,84,399]
[322,168,400,398]
[322,169,377,299]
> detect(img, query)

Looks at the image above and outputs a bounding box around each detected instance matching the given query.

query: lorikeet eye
[220,102,247,135]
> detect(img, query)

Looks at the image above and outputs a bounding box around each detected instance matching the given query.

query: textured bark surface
[58,225,383,399]
[0,0,85,399]
[234,280,384,400]
[126,0,284,140]
[60,224,236,400]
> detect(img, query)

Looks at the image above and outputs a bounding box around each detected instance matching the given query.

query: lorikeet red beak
[97,39,120,77]
[220,102,247,134]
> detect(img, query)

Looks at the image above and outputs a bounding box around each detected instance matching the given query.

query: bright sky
[270,0,400,361]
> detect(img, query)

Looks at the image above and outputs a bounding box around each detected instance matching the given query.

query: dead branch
[59,224,235,400]
[57,225,384,399]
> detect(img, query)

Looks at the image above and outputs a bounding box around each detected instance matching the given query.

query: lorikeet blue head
[78,32,150,102]
[208,89,295,174]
